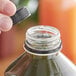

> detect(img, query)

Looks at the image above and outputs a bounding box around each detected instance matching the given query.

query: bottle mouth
[26,25,60,42]
[24,25,62,56]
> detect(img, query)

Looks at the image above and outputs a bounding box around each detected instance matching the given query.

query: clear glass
[5,25,76,76]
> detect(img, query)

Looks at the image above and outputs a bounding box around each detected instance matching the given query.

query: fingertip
[2,1,17,16]
[0,14,13,32]
[8,1,17,16]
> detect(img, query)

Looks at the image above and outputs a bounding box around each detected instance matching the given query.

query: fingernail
[0,14,13,31]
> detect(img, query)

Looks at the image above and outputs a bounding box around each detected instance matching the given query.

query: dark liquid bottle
[5,26,76,76]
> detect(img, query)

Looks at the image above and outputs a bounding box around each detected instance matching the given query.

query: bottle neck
[25,50,60,60]
[24,25,62,58]
[24,41,61,56]
[24,42,61,60]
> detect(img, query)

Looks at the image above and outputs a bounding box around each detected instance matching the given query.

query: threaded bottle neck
[24,25,62,56]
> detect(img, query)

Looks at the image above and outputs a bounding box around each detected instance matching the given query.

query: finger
[0,0,16,16]
[0,14,13,32]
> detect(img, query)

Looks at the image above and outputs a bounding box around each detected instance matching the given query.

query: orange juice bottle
[39,0,76,64]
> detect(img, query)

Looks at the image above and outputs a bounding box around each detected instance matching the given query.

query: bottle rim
[26,25,60,42]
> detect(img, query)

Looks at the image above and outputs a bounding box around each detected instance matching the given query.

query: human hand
[0,0,16,34]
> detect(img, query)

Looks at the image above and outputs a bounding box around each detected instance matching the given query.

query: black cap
[11,7,31,25]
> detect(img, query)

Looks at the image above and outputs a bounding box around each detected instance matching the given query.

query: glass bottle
[5,25,76,76]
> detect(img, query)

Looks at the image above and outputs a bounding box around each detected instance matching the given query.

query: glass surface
[5,26,76,76]
[5,52,62,76]
[5,52,76,76]
[25,26,61,53]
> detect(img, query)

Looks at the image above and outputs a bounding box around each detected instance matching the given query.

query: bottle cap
[11,7,31,25]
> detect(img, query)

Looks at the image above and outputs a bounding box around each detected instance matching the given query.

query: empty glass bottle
[5,25,76,76]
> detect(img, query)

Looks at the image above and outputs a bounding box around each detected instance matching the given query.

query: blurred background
[0,0,76,76]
